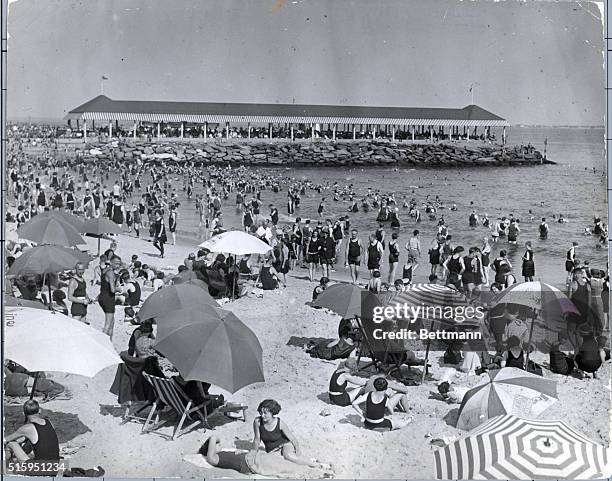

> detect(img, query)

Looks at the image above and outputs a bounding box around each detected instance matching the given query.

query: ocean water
[169,127,606,286]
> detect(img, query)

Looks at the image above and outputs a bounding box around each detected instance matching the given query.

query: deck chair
[109,352,157,425]
[142,373,209,440]
[355,317,425,380]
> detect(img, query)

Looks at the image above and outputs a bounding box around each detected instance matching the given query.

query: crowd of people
[3,125,610,477]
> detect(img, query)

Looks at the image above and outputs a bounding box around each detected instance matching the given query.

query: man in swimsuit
[345,229,363,285]
[4,400,60,475]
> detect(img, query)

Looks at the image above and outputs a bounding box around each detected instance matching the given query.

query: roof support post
[157,122,161,139]
[311,123,314,141]
[352,124,356,140]
[411,125,415,142]
[372,125,376,141]
[83,121,87,143]
[430,126,433,143]
[248,123,251,140]
[503,126,506,146]
[133,121,137,139]
[290,123,294,141]
[109,120,112,139]
[332,124,336,142]
[269,122,272,140]
[467,125,470,141]
[204,122,208,142]
[180,121,184,139]
[226,122,230,140]
[449,125,452,142]
[392,126,395,142]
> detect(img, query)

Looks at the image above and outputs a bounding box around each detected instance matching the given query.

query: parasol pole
[97,236,101,256]
[29,372,40,400]
[421,320,434,383]
[524,307,538,370]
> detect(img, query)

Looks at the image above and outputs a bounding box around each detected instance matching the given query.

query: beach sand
[5,227,611,479]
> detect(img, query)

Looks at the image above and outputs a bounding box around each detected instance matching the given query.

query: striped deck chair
[142,373,209,440]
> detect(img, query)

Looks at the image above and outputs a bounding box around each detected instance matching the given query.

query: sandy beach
[5,224,610,479]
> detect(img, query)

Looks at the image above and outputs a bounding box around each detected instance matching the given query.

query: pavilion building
[65,95,509,143]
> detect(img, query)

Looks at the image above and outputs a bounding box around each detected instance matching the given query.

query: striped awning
[73,111,507,127]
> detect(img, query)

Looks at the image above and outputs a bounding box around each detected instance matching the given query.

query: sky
[6,0,605,125]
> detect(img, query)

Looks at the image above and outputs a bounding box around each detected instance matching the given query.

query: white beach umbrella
[199,230,272,256]
[4,306,122,378]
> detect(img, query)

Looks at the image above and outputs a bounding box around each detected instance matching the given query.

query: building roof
[66,95,508,127]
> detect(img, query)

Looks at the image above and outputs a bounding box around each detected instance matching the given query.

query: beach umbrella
[4,296,48,310]
[199,230,271,256]
[492,281,580,366]
[37,210,85,232]
[4,307,122,396]
[8,245,90,310]
[137,284,217,322]
[456,367,558,431]
[171,277,209,290]
[17,216,85,247]
[154,307,264,393]
[82,217,122,255]
[8,245,90,277]
[310,283,386,319]
[390,284,480,382]
[434,415,608,479]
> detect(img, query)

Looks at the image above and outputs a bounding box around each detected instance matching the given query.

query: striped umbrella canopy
[456,367,557,431]
[389,283,480,328]
[492,281,581,351]
[492,281,579,318]
[17,216,85,247]
[434,415,609,479]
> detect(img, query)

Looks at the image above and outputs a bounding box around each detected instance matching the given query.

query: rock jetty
[83,140,549,167]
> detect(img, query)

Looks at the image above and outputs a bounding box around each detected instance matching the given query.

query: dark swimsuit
[329,371,351,406]
[259,418,289,453]
[70,277,88,317]
[364,392,392,430]
[99,270,116,314]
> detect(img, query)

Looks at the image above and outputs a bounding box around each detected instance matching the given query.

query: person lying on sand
[199,435,333,478]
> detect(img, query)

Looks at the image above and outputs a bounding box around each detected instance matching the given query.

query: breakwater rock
[85,140,549,167]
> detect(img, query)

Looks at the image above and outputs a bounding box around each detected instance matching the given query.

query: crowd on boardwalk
[3,125,610,477]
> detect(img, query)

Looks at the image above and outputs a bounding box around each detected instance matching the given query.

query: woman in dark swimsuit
[99,255,121,340]
[387,232,400,285]
[252,399,326,468]
[328,365,366,407]
[351,377,412,431]
[502,336,525,369]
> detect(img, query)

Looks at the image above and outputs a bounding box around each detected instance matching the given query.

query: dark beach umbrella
[311,283,386,319]
[154,307,264,393]
[8,245,90,309]
[18,216,85,247]
[5,295,48,310]
[137,284,217,322]
[82,217,122,255]
[37,210,85,233]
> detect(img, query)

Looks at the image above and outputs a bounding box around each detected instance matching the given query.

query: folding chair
[142,373,210,440]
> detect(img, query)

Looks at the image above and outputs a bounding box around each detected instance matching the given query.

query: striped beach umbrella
[492,281,579,319]
[456,367,557,431]
[492,281,581,357]
[390,283,479,327]
[434,415,609,479]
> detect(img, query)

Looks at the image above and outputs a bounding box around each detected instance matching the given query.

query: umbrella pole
[524,308,538,370]
[30,372,40,400]
[421,320,434,384]
[97,237,101,256]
